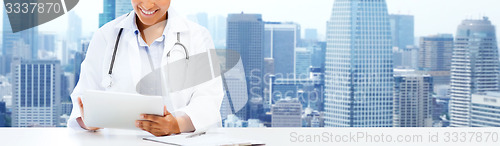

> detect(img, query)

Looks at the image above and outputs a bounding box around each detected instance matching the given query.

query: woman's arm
[67,29,107,130]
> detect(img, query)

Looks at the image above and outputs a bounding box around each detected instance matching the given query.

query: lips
[140,7,158,16]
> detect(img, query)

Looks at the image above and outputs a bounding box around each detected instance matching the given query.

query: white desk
[0,128,293,146]
[1,127,499,146]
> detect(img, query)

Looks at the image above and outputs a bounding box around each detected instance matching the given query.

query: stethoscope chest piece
[101,74,113,88]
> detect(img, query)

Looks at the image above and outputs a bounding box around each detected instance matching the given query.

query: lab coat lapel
[161,11,190,90]
[114,11,143,89]
[160,10,189,111]
[162,32,177,63]
[124,30,142,86]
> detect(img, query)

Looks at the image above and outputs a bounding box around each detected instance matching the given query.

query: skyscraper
[393,70,433,127]
[310,42,326,73]
[390,14,415,68]
[419,34,453,86]
[324,0,394,127]
[11,59,61,127]
[295,47,311,78]
[389,14,414,50]
[115,0,133,17]
[264,22,299,79]
[99,0,116,27]
[227,13,264,120]
[449,17,499,127]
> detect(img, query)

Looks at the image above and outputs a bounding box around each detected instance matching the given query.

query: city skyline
[1,0,499,42]
[1,0,500,129]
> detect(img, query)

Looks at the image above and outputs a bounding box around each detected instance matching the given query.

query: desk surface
[2,127,499,146]
[0,127,300,146]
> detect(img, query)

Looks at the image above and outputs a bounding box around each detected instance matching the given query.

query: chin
[142,21,156,26]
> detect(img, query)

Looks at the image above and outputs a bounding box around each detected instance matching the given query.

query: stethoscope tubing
[107,29,189,88]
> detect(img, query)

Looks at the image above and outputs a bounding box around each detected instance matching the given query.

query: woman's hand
[77,97,102,131]
[136,106,181,136]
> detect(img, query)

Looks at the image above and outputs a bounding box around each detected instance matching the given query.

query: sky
[2,0,500,41]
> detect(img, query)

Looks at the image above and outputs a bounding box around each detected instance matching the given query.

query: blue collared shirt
[130,14,169,73]
[135,30,165,71]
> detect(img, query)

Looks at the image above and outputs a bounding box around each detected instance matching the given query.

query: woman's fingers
[78,97,84,118]
[136,120,160,129]
[77,97,102,131]
[136,120,165,135]
[137,106,179,136]
[78,97,83,109]
[142,114,162,122]
[87,127,100,131]
[163,105,172,116]
[163,106,167,116]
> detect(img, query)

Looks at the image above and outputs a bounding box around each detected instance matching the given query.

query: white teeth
[141,8,156,15]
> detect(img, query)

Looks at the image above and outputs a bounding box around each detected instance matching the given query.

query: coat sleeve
[67,30,107,130]
[173,27,224,132]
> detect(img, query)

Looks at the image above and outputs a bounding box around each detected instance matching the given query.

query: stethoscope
[103,21,190,88]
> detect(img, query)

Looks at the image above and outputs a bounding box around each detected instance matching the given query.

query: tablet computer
[82,90,164,130]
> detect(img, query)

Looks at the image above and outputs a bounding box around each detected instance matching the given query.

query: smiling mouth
[140,7,158,16]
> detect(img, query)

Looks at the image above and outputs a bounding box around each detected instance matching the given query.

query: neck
[137,12,168,46]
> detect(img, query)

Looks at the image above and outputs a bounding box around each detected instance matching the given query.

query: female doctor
[67,0,224,136]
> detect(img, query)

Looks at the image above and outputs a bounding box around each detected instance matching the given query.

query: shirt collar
[134,25,168,48]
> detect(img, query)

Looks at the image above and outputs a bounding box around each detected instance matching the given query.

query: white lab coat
[67,9,224,133]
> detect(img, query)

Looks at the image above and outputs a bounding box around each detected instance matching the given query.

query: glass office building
[449,17,499,127]
[11,59,61,127]
[264,22,299,78]
[99,0,116,27]
[115,0,134,17]
[324,0,394,127]
[418,34,454,87]
[226,13,265,120]
[389,14,414,50]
